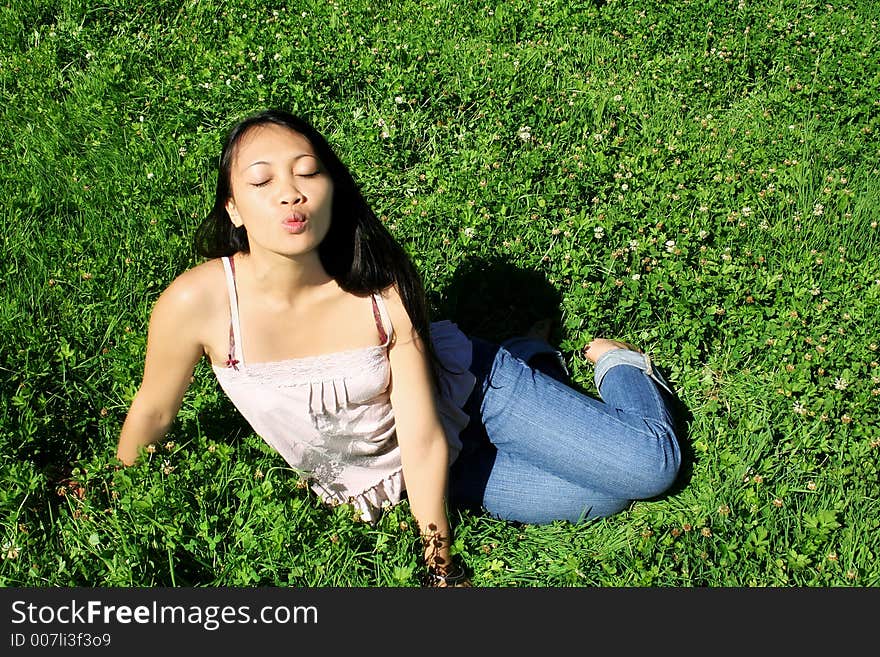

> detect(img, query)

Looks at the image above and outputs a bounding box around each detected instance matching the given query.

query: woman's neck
[235,250,334,308]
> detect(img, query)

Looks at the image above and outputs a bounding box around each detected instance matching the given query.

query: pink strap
[371,295,388,345]
[225,257,239,370]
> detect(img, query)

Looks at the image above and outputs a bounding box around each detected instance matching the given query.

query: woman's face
[226,123,334,259]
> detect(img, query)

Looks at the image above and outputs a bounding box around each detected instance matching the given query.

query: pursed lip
[282,211,307,225]
[281,211,309,235]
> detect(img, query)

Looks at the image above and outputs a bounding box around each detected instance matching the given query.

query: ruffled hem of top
[311,467,405,523]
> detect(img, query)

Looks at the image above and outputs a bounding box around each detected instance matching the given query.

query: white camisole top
[211,256,476,521]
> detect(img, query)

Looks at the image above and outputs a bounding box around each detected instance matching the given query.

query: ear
[226,199,243,228]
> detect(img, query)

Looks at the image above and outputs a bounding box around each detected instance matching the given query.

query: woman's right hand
[116,270,209,465]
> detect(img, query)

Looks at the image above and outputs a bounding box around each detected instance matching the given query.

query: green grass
[1,0,878,587]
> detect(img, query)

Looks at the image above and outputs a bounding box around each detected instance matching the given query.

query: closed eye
[251,180,271,188]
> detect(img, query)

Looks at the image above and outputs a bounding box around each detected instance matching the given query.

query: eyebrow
[243,153,317,171]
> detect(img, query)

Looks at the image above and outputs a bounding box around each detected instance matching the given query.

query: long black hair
[194,109,442,382]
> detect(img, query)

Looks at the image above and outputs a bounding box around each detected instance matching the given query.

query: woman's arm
[383,287,465,584]
[116,275,208,466]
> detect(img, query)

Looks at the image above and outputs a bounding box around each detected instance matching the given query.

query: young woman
[116,109,683,587]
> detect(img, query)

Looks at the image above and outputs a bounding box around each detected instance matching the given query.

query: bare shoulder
[379,284,420,345]
[152,258,226,322]
[379,285,413,326]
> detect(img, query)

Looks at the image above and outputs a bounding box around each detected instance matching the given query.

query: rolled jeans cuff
[501,336,570,378]
[593,348,674,397]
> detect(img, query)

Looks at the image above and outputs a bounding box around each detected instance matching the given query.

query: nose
[279,176,304,205]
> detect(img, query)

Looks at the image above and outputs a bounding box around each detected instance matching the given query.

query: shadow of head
[428,255,563,344]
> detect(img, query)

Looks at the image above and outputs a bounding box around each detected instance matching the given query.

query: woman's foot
[584,338,642,364]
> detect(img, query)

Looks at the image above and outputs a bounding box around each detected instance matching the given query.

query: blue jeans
[448,336,683,524]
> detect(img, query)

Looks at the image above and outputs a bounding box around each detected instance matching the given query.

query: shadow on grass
[657,382,696,499]
[429,254,565,345]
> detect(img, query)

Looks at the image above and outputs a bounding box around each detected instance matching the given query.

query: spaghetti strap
[371,293,393,347]
[221,256,244,368]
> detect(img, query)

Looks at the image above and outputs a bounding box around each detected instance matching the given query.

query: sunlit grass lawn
[1,0,878,586]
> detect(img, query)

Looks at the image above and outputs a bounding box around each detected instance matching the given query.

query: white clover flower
[741,206,753,217]
[517,126,532,142]
[813,203,824,216]
[2,542,20,560]
[394,96,405,104]
[834,377,849,390]
[792,401,807,415]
